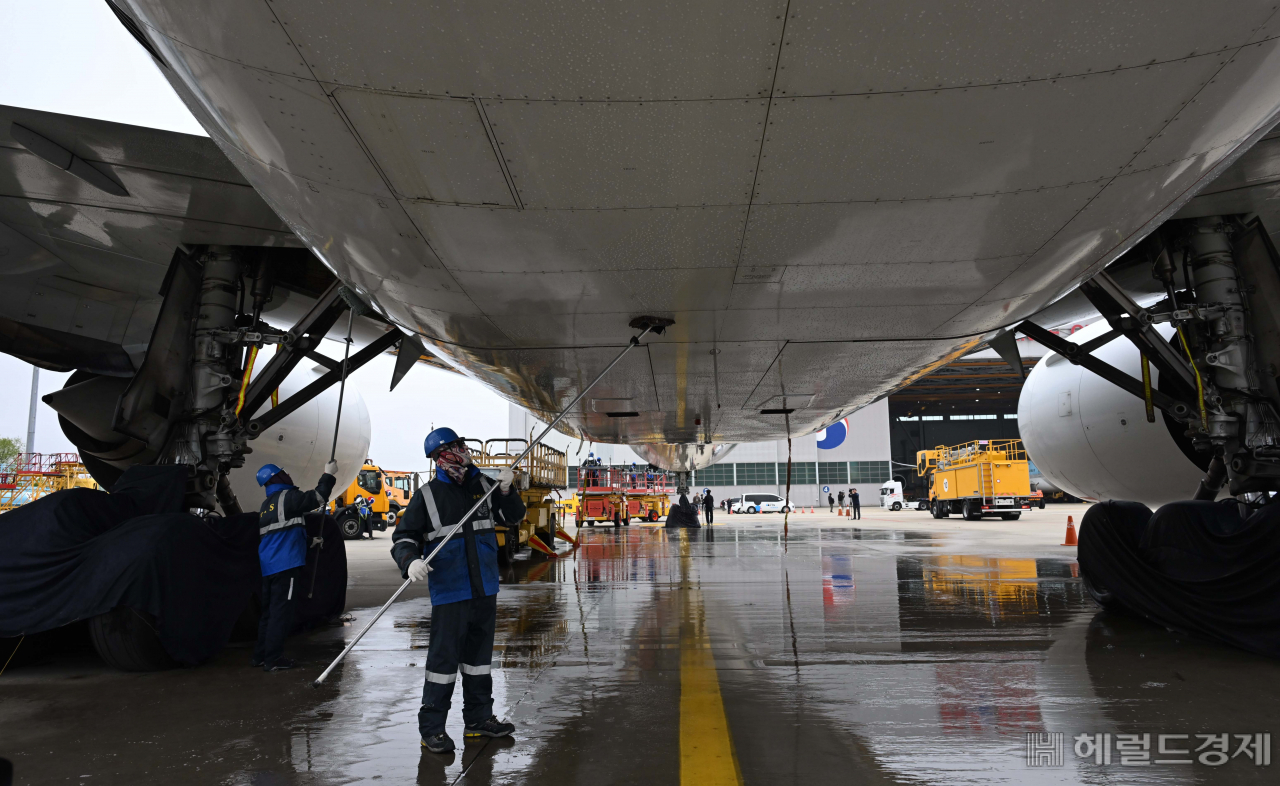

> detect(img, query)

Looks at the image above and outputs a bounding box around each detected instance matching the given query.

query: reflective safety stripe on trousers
[421,477,496,539]
[426,671,457,684]
[260,489,305,536]
[460,663,491,676]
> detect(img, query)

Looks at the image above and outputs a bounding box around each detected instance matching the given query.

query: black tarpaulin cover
[665,494,701,528]
[1078,499,1280,658]
[0,466,259,665]
[293,511,348,629]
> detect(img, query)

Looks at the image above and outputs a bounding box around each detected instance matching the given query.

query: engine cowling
[225,369,370,507]
[1018,321,1208,507]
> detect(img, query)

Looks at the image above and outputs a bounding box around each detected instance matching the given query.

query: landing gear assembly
[1013,216,1280,503]
[41,245,429,669]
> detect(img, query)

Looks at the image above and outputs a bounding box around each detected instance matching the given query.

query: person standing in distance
[850,487,861,520]
[253,460,337,671]
[391,428,526,754]
[702,488,715,524]
[828,492,835,512]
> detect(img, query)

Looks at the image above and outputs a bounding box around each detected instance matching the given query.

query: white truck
[879,481,927,511]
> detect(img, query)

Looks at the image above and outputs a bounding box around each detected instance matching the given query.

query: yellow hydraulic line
[271,343,281,408]
[1141,354,1155,423]
[1175,326,1209,432]
[234,344,259,417]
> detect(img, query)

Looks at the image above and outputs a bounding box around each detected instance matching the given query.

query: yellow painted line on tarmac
[679,535,742,785]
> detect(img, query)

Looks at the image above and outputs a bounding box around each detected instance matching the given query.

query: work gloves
[498,468,514,494]
[324,460,338,476]
[408,558,432,582]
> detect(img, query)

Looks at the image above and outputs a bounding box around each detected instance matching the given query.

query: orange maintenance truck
[575,466,671,526]
[382,469,418,516]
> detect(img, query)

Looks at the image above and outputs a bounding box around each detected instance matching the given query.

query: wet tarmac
[3,506,1278,784]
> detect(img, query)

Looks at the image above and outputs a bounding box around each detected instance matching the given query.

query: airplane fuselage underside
[122,0,1280,449]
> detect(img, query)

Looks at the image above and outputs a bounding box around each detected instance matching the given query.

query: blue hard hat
[423,426,462,458]
[256,463,284,486]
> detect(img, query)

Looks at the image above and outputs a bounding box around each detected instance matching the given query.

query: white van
[731,493,791,514]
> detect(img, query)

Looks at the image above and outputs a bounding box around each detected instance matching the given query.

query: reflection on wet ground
[3,520,1278,784]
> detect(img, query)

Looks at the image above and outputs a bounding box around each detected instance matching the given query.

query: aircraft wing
[0,104,460,379]
[0,103,299,373]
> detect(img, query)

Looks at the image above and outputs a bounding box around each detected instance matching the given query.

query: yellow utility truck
[472,438,567,562]
[918,440,1033,521]
[330,460,394,539]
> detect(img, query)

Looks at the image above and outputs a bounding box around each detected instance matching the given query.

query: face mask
[436,444,472,483]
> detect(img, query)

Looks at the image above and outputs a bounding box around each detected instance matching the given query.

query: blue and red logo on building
[816,418,849,450]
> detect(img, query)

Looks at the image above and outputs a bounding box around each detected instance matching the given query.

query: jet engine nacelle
[225,370,370,508]
[1017,321,1207,508]
[50,367,369,507]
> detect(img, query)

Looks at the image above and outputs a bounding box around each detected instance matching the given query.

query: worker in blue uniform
[252,460,337,671]
[391,427,526,753]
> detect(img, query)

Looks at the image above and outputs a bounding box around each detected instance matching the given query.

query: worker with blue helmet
[251,458,338,671]
[390,426,524,753]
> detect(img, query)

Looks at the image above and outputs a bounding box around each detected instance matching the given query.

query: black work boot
[263,657,296,672]
[465,715,515,739]
[421,732,455,753]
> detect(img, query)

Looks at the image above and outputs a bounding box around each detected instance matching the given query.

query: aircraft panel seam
[951,41,1275,337]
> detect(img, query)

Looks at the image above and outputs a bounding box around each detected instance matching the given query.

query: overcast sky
[0,0,544,473]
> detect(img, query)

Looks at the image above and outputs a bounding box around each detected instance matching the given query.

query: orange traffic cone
[1062,515,1078,546]
[846,507,852,519]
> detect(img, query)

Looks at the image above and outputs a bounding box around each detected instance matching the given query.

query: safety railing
[572,467,674,495]
[619,470,672,494]
[576,465,621,492]
[934,439,1026,470]
[475,439,567,489]
[0,453,94,512]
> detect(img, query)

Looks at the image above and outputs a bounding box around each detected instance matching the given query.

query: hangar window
[695,463,735,486]
[921,415,943,421]
[1003,414,1018,419]
[736,463,777,485]
[850,461,890,484]
[777,462,816,485]
[568,466,578,488]
[818,462,848,485]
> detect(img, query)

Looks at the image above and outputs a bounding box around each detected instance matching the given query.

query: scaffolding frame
[0,453,98,512]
